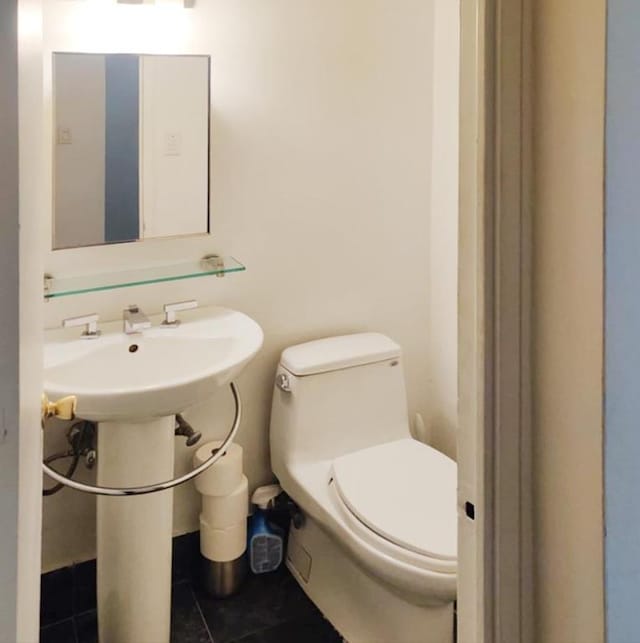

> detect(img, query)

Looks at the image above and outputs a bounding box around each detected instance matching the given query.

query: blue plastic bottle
[248,485,285,574]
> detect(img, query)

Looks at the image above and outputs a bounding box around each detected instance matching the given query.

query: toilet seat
[282,446,457,603]
[332,439,457,561]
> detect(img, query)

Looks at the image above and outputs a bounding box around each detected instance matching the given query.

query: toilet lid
[332,439,457,560]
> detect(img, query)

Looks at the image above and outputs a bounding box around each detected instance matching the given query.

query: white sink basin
[44,306,263,421]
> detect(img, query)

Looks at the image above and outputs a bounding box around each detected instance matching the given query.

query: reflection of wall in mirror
[105,54,140,244]
[54,54,106,248]
[140,55,209,239]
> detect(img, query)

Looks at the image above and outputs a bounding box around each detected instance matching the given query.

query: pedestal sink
[43,306,263,643]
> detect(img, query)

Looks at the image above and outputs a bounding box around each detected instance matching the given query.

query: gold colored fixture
[41,393,77,423]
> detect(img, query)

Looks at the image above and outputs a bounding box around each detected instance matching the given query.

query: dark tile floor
[40,565,342,643]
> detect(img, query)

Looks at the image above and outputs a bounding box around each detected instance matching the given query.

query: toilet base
[286,517,454,643]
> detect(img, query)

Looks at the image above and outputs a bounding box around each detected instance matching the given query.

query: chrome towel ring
[41,382,242,497]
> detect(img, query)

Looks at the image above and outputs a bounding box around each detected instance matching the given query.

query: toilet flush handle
[276,373,292,393]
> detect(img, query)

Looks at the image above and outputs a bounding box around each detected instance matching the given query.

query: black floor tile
[232,617,342,643]
[42,556,327,643]
[72,560,97,615]
[40,619,77,643]
[171,582,212,643]
[195,567,319,643]
[74,611,97,643]
[72,585,213,643]
[172,532,201,585]
[41,568,74,627]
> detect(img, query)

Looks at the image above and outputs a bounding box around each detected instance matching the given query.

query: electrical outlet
[57,127,72,145]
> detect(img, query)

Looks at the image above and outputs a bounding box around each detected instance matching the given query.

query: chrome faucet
[123,305,151,335]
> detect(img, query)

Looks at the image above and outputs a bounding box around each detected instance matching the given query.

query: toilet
[270,333,457,643]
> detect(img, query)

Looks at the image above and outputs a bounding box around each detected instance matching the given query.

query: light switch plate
[164,132,182,156]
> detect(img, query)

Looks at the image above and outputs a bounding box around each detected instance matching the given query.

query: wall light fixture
[105,0,195,8]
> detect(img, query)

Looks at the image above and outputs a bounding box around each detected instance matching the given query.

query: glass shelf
[44,255,245,300]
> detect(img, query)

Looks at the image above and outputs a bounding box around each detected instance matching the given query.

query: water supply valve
[175,414,202,447]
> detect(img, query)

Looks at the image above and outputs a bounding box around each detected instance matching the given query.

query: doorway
[5,1,537,641]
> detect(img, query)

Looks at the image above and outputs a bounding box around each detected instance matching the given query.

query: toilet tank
[270,333,412,480]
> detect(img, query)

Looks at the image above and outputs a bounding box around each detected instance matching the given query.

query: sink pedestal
[97,417,175,643]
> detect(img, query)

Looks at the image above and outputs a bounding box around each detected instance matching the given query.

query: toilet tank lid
[280,333,401,377]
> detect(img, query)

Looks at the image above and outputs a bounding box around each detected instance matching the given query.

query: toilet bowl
[270,333,457,643]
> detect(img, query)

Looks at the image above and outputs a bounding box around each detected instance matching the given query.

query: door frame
[458,1,533,641]
[16,0,46,640]
[0,1,21,638]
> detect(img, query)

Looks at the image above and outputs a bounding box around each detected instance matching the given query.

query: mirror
[52,53,210,250]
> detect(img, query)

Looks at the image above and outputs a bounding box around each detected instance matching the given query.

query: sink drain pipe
[41,382,242,497]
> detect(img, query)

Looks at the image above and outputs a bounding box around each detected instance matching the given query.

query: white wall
[141,55,209,238]
[54,54,106,249]
[40,0,458,571]
[428,0,459,459]
[533,0,606,641]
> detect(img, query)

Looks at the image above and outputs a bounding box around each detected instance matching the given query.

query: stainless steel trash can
[201,554,248,598]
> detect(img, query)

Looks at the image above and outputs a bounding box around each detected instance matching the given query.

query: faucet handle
[162,300,198,327]
[63,313,101,339]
